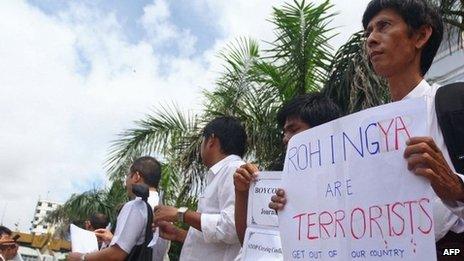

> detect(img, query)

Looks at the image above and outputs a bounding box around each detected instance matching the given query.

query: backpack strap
[143,200,154,247]
[435,82,464,174]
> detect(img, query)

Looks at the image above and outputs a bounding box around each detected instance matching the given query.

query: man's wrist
[177,207,188,223]
[235,188,249,196]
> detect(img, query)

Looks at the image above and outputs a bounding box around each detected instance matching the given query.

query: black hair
[130,156,161,188]
[202,116,247,157]
[277,93,341,128]
[89,213,109,230]
[0,226,12,236]
[362,0,443,75]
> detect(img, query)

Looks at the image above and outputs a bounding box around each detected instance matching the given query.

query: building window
[34,217,39,221]
[36,209,40,214]
[38,202,42,206]
[46,210,51,215]
[43,225,48,229]
[48,203,52,208]
[33,225,37,228]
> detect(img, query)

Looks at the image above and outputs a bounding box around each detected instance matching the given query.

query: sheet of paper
[242,227,283,261]
[70,224,99,253]
[242,171,283,261]
[279,98,436,260]
[147,230,159,247]
[247,171,281,228]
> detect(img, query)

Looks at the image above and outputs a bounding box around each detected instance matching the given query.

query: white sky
[0,0,370,232]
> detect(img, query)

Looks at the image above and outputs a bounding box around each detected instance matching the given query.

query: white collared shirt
[110,197,149,253]
[180,155,244,261]
[110,190,170,260]
[403,79,464,240]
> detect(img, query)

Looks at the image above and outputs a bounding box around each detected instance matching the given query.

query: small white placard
[70,224,98,253]
[242,227,283,261]
[247,171,281,228]
[242,171,283,261]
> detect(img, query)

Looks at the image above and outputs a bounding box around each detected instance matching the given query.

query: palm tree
[45,180,127,236]
[323,0,463,114]
[322,31,389,114]
[106,0,337,204]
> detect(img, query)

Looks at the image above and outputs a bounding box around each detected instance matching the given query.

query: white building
[426,27,464,84]
[30,199,61,235]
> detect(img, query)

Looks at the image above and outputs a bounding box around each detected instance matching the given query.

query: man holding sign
[234,93,341,245]
[271,0,464,259]
[154,116,247,261]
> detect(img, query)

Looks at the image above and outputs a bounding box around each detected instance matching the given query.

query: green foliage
[269,0,336,96]
[45,180,127,234]
[322,31,390,114]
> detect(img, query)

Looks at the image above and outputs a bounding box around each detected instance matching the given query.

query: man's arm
[233,163,259,245]
[155,164,242,244]
[67,245,127,261]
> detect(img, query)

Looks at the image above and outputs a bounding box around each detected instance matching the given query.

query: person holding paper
[234,93,341,244]
[270,0,464,258]
[68,156,167,261]
[84,213,109,249]
[153,116,247,261]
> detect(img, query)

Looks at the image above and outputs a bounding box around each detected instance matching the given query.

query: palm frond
[105,104,196,181]
[204,37,261,117]
[268,0,336,96]
[322,31,390,114]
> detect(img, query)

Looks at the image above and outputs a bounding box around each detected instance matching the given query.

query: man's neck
[387,68,423,101]
[208,154,228,169]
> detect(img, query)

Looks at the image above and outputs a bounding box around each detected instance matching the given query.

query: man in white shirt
[270,0,464,258]
[362,1,464,257]
[68,156,168,261]
[234,94,341,244]
[153,116,247,261]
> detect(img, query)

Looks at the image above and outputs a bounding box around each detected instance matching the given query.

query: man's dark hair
[130,156,161,188]
[277,93,341,128]
[362,0,443,75]
[0,226,12,236]
[202,116,247,157]
[89,213,109,230]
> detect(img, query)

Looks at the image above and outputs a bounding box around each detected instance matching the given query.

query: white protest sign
[242,171,283,261]
[247,171,281,228]
[242,227,283,261]
[70,224,99,253]
[279,98,436,260]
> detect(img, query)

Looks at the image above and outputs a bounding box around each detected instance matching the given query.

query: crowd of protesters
[68,1,463,260]
[5,0,462,261]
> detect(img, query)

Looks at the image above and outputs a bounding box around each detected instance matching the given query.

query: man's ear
[205,135,214,148]
[414,25,433,50]
[133,171,142,183]
[84,220,91,230]
[209,134,221,149]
